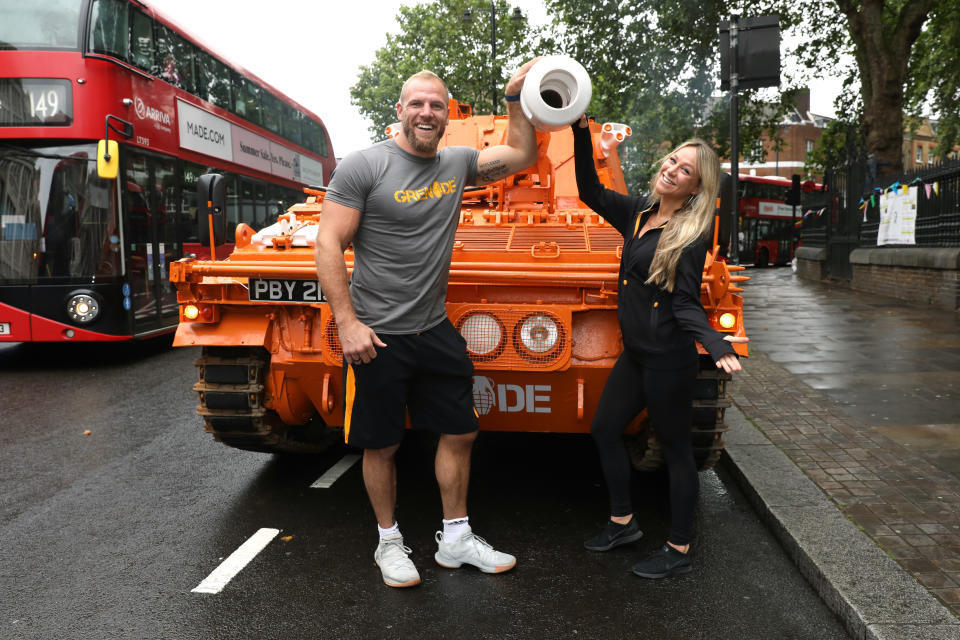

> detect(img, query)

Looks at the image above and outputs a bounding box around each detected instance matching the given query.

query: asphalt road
[0,339,851,640]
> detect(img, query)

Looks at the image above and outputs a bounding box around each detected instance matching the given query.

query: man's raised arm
[472,57,541,186]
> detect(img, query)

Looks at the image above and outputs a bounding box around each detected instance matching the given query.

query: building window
[916,146,923,164]
[805,140,814,154]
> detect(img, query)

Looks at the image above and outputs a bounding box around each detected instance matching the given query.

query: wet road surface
[0,340,851,639]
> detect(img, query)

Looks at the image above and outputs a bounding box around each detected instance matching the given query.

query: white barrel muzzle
[519,56,592,132]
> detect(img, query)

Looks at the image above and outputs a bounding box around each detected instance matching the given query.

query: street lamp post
[463,2,524,115]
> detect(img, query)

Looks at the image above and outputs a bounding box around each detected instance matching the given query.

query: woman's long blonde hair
[645,139,721,292]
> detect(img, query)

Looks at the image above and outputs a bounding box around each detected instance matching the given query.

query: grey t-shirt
[324,139,479,334]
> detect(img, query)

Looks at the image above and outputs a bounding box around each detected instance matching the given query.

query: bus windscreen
[0,0,82,50]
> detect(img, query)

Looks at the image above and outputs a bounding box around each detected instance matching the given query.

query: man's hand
[338,319,387,365]
[472,57,542,186]
[503,56,543,97]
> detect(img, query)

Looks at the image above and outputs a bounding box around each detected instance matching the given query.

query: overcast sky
[146,0,841,159]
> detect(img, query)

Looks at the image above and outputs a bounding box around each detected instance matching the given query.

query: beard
[402,118,446,154]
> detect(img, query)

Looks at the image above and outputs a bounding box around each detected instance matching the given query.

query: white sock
[378,522,400,540]
[442,516,469,541]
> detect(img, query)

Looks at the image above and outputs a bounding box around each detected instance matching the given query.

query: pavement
[723,266,960,639]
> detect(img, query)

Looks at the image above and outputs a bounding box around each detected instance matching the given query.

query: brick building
[720,89,831,182]
[902,118,960,170]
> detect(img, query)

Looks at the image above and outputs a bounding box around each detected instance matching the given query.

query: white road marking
[191,528,280,594]
[310,453,362,488]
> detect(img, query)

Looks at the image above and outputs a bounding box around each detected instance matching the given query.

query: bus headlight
[719,312,737,329]
[66,292,100,324]
[517,313,559,354]
[458,313,503,356]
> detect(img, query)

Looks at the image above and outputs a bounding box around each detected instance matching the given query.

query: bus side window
[129,9,154,72]
[282,105,302,147]
[233,73,262,127]
[197,51,232,110]
[88,0,129,60]
[155,25,196,93]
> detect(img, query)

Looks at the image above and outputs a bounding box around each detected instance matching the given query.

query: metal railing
[801,157,960,249]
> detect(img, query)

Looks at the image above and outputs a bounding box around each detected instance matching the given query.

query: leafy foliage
[759,0,953,175]
[905,1,960,158]
[349,0,546,143]
[545,0,796,191]
[351,0,957,184]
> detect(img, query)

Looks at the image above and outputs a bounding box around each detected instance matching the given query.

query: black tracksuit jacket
[572,124,735,370]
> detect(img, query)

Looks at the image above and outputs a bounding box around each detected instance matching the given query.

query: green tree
[544,0,795,191]
[350,0,546,144]
[775,0,943,177]
[904,1,960,160]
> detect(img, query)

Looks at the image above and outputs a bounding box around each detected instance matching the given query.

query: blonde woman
[572,115,747,578]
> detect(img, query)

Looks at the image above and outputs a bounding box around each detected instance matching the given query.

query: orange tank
[170,100,749,469]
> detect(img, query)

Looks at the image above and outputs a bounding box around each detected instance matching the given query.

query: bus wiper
[2,146,95,162]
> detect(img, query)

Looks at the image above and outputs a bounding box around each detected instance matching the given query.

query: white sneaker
[374,533,421,588]
[434,525,516,574]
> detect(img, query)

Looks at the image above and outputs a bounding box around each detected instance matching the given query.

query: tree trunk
[837,0,934,178]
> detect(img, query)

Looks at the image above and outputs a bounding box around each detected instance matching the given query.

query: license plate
[248,278,326,303]
[0,322,9,335]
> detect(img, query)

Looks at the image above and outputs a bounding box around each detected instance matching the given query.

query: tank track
[193,346,339,454]
[624,355,732,472]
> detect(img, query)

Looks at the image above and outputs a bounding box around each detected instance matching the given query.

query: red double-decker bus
[730,174,821,267]
[0,0,336,342]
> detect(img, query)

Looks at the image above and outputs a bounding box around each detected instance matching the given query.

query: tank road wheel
[193,346,341,454]
[623,355,732,472]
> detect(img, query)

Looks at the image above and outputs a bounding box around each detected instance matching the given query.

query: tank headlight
[518,313,559,354]
[719,312,737,329]
[67,293,100,324]
[181,304,215,322]
[459,313,503,355]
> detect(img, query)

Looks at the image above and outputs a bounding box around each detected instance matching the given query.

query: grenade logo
[432,181,443,198]
[472,376,496,415]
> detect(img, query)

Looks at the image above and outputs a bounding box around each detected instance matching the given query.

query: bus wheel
[756,247,769,268]
[194,346,341,455]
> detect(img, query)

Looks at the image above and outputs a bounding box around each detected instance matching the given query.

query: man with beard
[314,60,540,588]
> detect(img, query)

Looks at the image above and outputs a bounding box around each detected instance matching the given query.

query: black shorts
[343,318,480,449]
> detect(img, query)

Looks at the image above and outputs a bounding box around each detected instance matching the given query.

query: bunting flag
[794,219,803,228]
[870,195,875,208]
[925,183,933,198]
[934,182,940,196]
[901,184,909,195]
[858,199,867,210]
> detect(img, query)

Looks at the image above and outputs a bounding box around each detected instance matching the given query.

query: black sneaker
[584,517,643,551]
[631,543,692,578]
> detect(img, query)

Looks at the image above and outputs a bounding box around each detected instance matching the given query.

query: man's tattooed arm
[476,158,509,184]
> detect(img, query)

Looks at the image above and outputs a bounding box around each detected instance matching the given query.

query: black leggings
[591,351,699,546]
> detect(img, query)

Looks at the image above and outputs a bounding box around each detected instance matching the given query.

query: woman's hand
[576,114,588,128]
[716,335,749,373]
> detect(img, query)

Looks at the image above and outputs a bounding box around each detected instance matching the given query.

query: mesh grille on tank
[453,227,512,250]
[451,309,568,369]
[587,226,624,251]
[323,317,343,362]
[509,227,586,250]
